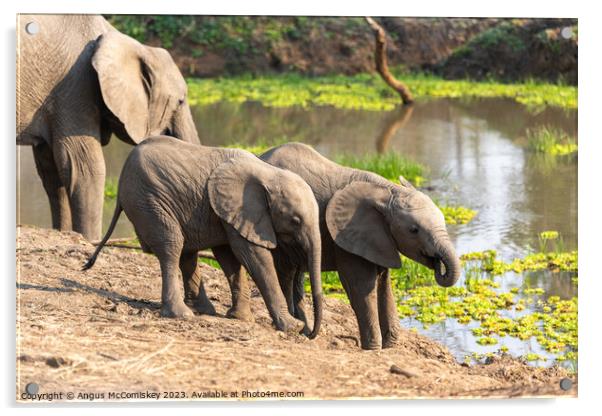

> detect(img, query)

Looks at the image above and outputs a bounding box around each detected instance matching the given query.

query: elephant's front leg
[291,268,311,336]
[52,134,106,241]
[212,245,253,322]
[376,267,402,348]
[335,247,382,350]
[179,251,216,316]
[224,225,304,333]
[32,142,72,231]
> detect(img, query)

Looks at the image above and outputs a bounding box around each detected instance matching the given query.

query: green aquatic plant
[334,152,427,186]
[104,177,119,200]
[186,73,577,111]
[461,249,577,275]
[526,126,577,156]
[438,205,478,225]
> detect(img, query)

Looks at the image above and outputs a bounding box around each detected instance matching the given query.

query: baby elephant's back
[117,137,242,226]
[120,137,213,199]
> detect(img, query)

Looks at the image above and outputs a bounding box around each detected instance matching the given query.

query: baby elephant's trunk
[307,239,323,339]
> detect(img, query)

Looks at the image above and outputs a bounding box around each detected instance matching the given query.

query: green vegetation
[303,230,577,365]
[460,248,577,275]
[104,178,118,200]
[333,152,427,186]
[526,126,577,156]
[187,73,577,111]
[439,205,478,226]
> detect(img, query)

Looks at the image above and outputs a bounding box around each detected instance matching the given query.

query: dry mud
[16,226,577,401]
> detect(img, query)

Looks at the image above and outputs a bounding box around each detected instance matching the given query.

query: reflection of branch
[365,17,414,105]
[376,105,415,153]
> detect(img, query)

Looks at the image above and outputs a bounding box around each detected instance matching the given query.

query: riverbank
[16,226,575,400]
[108,16,576,85]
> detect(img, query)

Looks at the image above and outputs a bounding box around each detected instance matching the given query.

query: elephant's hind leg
[212,245,253,322]
[32,142,72,231]
[142,226,193,319]
[377,268,402,348]
[179,251,216,316]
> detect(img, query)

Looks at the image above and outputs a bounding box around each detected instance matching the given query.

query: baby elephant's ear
[326,182,401,269]
[208,157,277,249]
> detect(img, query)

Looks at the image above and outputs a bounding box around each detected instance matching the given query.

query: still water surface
[17,97,577,366]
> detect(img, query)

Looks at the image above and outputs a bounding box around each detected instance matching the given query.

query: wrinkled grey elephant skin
[17,15,199,241]
[83,137,323,338]
[225,143,461,350]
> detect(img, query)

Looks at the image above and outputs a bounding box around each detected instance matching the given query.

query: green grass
[187,73,577,111]
[526,126,577,156]
[334,152,427,186]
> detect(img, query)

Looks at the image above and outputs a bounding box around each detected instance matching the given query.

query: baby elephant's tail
[82,203,123,271]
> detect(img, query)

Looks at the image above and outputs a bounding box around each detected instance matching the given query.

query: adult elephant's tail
[82,202,123,271]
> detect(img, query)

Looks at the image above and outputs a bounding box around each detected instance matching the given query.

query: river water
[17,97,577,366]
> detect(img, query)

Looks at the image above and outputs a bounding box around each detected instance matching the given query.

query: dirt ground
[16,226,577,401]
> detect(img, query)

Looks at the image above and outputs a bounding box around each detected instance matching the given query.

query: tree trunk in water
[365,17,414,105]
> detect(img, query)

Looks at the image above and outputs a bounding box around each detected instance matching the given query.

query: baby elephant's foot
[161,302,194,319]
[226,305,254,322]
[193,298,217,316]
[300,324,311,337]
[382,331,401,349]
[273,314,305,334]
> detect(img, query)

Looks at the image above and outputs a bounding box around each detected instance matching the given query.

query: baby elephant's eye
[178,98,185,106]
[409,225,419,234]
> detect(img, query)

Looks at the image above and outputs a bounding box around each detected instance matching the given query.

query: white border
[2,1,599,415]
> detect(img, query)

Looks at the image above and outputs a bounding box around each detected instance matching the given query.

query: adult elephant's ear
[91,31,150,143]
[208,157,277,249]
[326,182,401,269]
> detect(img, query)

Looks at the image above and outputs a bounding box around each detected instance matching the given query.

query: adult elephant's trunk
[307,236,323,339]
[171,104,200,144]
[434,239,461,287]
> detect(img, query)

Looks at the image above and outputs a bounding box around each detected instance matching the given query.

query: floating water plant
[187,73,577,111]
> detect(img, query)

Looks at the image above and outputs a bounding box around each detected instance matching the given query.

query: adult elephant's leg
[377,268,402,348]
[223,224,303,333]
[212,245,253,322]
[335,247,382,350]
[52,135,106,241]
[179,251,216,316]
[32,142,72,231]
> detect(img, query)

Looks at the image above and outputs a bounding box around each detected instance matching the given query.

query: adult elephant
[199,143,461,350]
[17,15,199,240]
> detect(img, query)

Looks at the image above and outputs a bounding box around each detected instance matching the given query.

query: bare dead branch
[365,17,414,105]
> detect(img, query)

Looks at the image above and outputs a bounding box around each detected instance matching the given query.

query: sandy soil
[16,226,577,401]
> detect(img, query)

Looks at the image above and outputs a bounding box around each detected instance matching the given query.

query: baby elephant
[209,143,461,350]
[83,136,323,337]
